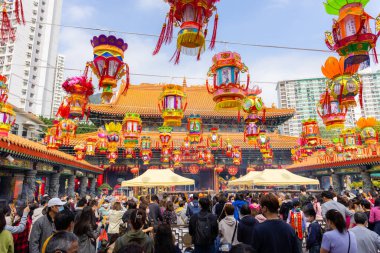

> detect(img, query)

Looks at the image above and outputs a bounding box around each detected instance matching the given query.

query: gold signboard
[62,168,74,175]
[36,163,54,172]
[0,158,33,169]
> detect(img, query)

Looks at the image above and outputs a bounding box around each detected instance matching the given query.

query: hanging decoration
[246,166,255,173]
[207,51,250,110]
[187,114,203,144]
[232,146,242,166]
[341,128,359,156]
[243,87,264,145]
[130,166,139,175]
[153,0,220,63]
[159,126,173,165]
[189,164,200,174]
[322,56,362,108]
[181,136,192,156]
[215,165,224,174]
[59,75,94,119]
[105,122,122,164]
[357,117,378,146]
[208,127,221,149]
[197,146,206,165]
[44,123,60,150]
[262,148,273,166]
[0,75,15,137]
[74,143,86,160]
[122,113,142,150]
[124,148,136,159]
[85,137,97,156]
[89,34,130,104]
[140,136,152,165]
[161,146,171,165]
[205,148,214,167]
[171,149,182,168]
[224,138,233,158]
[301,119,320,147]
[317,90,347,130]
[58,119,77,146]
[228,166,238,176]
[324,0,380,67]
[158,84,187,127]
[96,128,108,155]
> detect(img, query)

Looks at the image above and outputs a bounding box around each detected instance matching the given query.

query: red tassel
[373,48,379,64]
[15,0,25,25]
[1,6,15,42]
[237,110,241,123]
[164,8,174,44]
[197,46,202,61]
[246,74,250,90]
[359,79,363,108]
[209,14,218,50]
[170,48,181,65]
[153,23,166,55]
[122,64,130,95]
[262,109,266,124]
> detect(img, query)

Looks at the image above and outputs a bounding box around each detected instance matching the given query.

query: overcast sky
[58,0,380,105]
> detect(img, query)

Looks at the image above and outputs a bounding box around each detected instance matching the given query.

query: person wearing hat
[29,197,66,253]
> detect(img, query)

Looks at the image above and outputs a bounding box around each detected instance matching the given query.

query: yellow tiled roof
[89,84,295,118]
[0,134,102,173]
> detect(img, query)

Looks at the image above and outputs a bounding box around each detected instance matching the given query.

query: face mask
[58,206,64,212]
[103,204,109,208]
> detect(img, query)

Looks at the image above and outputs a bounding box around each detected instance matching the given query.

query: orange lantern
[225,138,233,158]
[85,138,97,156]
[228,166,238,176]
[215,166,224,174]
[130,166,139,175]
[158,84,187,127]
[357,117,378,146]
[161,146,171,164]
[207,51,249,110]
[74,143,86,160]
[324,0,380,67]
[58,119,77,146]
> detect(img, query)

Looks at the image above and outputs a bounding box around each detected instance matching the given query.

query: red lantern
[158,126,173,147]
[228,166,238,176]
[1,1,25,43]
[215,166,224,174]
[189,164,200,174]
[246,166,255,173]
[107,151,118,164]
[181,137,191,156]
[317,90,347,130]
[153,0,220,63]
[130,167,139,175]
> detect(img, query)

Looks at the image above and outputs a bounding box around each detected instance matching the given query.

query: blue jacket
[232,200,247,220]
[306,221,322,250]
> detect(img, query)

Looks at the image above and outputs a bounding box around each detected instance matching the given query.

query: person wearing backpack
[218,204,239,252]
[189,198,218,253]
[279,194,293,221]
[304,208,322,253]
[187,194,201,218]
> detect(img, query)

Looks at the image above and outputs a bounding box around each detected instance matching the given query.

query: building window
[29,102,33,107]
[30,93,34,98]
[22,127,28,137]
[11,124,19,135]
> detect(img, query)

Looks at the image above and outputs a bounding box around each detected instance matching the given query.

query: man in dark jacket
[186,193,201,217]
[237,204,257,245]
[214,193,227,221]
[189,198,218,253]
[148,195,163,225]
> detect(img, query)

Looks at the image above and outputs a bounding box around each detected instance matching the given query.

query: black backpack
[280,202,293,221]
[194,213,213,245]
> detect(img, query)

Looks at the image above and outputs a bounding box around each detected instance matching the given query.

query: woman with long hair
[154,224,181,253]
[74,206,100,253]
[163,201,177,225]
[320,209,357,253]
[108,202,125,244]
[0,209,14,253]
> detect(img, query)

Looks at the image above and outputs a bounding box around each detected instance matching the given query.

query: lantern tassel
[373,47,379,64]
[153,23,166,55]
[122,64,130,95]
[15,0,25,25]
[164,7,174,44]
[359,79,363,108]
[170,48,181,65]
[262,108,266,124]
[246,73,250,90]
[209,13,218,50]
[1,6,15,42]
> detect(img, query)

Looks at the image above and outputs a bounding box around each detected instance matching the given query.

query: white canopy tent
[121,169,195,187]
[228,169,319,186]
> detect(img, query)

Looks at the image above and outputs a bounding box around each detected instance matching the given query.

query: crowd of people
[0,187,380,253]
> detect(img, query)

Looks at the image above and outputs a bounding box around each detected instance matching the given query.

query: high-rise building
[0,0,63,118]
[275,72,380,136]
[51,54,65,118]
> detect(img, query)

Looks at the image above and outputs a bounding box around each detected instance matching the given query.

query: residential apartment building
[0,0,63,118]
[51,54,65,118]
[275,72,380,136]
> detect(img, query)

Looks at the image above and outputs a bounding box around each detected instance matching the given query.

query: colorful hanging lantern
[44,126,59,150]
[244,119,260,145]
[232,146,242,166]
[158,84,187,127]
[74,143,86,160]
[58,119,77,146]
[205,148,214,168]
[225,138,233,158]
[89,35,130,104]
[85,137,97,156]
[181,137,192,156]
[1,0,25,43]
[301,119,320,146]
[228,166,238,176]
[357,117,378,145]
[257,130,270,152]
[341,128,358,153]
[207,51,250,110]
[197,146,206,165]
[0,75,15,137]
[242,86,264,115]
[153,0,220,63]
[161,146,171,164]
[0,75,8,104]
[215,166,224,174]
[130,166,139,175]
[59,75,94,119]
[124,148,136,159]
[322,56,362,108]
[140,136,152,165]
[208,127,221,148]
[317,90,347,130]
[105,122,122,164]
[172,149,182,168]
[189,164,200,174]
[158,126,173,147]
[324,0,380,67]
[96,128,108,155]
[187,114,203,144]
[262,148,273,166]
[122,113,142,148]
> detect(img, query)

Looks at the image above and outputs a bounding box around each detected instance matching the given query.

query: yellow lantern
[158,84,187,127]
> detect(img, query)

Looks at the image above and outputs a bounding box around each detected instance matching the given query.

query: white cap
[48,198,66,207]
